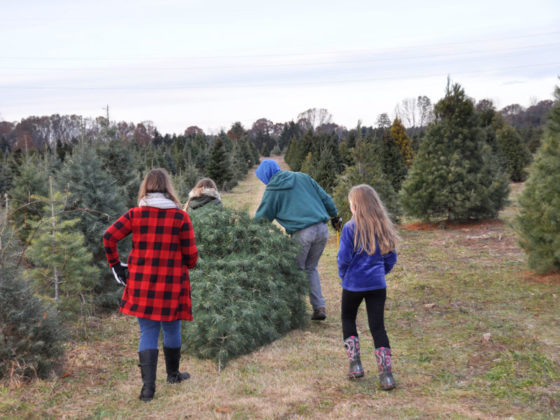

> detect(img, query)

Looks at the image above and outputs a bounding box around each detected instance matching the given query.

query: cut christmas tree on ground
[184,206,308,368]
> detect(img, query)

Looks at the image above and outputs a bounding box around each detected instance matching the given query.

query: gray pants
[294,222,329,309]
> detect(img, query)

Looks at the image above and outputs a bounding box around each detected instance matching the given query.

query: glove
[111,262,128,286]
[330,216,342,231]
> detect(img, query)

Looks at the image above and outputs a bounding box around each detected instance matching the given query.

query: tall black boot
[138,349,158,402]
[163,346,190,384]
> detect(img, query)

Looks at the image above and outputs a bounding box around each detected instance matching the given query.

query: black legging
[341,288,390,349]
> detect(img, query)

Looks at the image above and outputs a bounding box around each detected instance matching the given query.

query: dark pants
[341,288,390,349]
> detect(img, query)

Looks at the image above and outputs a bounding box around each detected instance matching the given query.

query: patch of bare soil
[455,225,522,257]
[519,271,560,285]
[401,219,505,231]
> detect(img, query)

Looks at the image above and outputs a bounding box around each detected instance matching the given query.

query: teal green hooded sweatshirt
[255,171,337,234]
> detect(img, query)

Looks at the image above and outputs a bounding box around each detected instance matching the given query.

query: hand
[111,262,128,286]
[330,216,342,231]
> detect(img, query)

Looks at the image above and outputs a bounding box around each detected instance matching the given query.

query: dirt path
[221,155,289,215]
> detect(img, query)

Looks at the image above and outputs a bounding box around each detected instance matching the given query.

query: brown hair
[194,178,217,191]
[348,184,399,255]
[184,178,218,210]
[137,168,181,207]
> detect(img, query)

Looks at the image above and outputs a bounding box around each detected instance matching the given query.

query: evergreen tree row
[286,82,538,225]
[0,123,260,319]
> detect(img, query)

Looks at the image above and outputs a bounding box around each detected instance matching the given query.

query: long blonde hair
[348,184,399,255]
[184,178,218,210]
[137,168,181,207]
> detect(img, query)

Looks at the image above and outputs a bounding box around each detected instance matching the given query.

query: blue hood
[256,159,281,185]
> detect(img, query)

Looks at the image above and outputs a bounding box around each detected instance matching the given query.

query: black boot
[163,346,190,384]
[344,336,364,379]
[138,349,158,402]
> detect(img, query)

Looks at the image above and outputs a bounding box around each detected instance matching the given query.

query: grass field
[1,158,559,419]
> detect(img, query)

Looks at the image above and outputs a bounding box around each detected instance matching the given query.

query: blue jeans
[137,318,182,351]
[294,222,329,309]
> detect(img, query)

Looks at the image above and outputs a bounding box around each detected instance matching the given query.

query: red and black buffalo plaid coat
[103,206,198,321]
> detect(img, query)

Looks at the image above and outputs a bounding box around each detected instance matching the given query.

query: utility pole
[103,104,110,121]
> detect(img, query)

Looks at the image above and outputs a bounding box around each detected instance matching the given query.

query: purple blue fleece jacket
[337,220,397,292]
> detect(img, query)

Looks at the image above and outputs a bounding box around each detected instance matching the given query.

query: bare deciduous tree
[296,108,333,130]
[394,96,434,128]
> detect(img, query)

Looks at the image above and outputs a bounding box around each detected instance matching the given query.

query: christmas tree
[390,118,414,167]
[515,86,560,273]
[57,143,128,309]
[8,154,49,243]
[25,178,99,318]
[97,138,142,208]
[333,139,399,223]
[400,82,510,221]
[0,154,14,198]
[496,125,532,182]
[207,137,233,190]
[0,213,65,380]
[380,126,408,193]
[183,206,308,368]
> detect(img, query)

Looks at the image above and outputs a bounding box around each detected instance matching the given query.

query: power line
[2,41,559,73]
[2,29,559,63]
[1,61,558,92]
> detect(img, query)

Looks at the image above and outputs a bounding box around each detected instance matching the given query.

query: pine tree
[515,86,560,273]
[183,206,308,368]
[97,138,142,207]
[231,141,249,181]
[285,130,313,171]
[496,125,532,182]
[300,152,313,175]
[240,138,258,168]
[379,128,407,193]
[390,118,414,166]
[192,133,210,173]
[308,133,344,193]
[0,154,14,198]
[25,178,99,318]
[9,154,49,243]
[57,143,127,309]
[400,83,510,221]
[172,163,199,204]
[476,101,530,182]
[207,137,233,190]
[0,213,65,380]
[333,140,399,223]
[260,142,271,157]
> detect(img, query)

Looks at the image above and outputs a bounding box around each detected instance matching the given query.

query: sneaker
[311,307,326,321]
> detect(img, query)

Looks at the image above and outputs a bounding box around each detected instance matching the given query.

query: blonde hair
[137,168,181,207]
[184,178,218,210]
[348,184,399,255]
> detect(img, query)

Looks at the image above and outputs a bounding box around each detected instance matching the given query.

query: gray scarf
[138,193,179,209]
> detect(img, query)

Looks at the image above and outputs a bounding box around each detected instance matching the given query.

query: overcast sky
[1,0,559,134]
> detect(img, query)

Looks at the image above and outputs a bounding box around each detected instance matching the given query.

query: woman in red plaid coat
[103,168,198,402]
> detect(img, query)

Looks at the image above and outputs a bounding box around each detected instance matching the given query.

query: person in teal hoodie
[254,159,341,321]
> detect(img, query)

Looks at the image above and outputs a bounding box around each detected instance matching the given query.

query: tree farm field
[1,160,559,419]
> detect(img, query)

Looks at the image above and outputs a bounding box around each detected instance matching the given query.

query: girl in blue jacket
[337,184,399,390]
